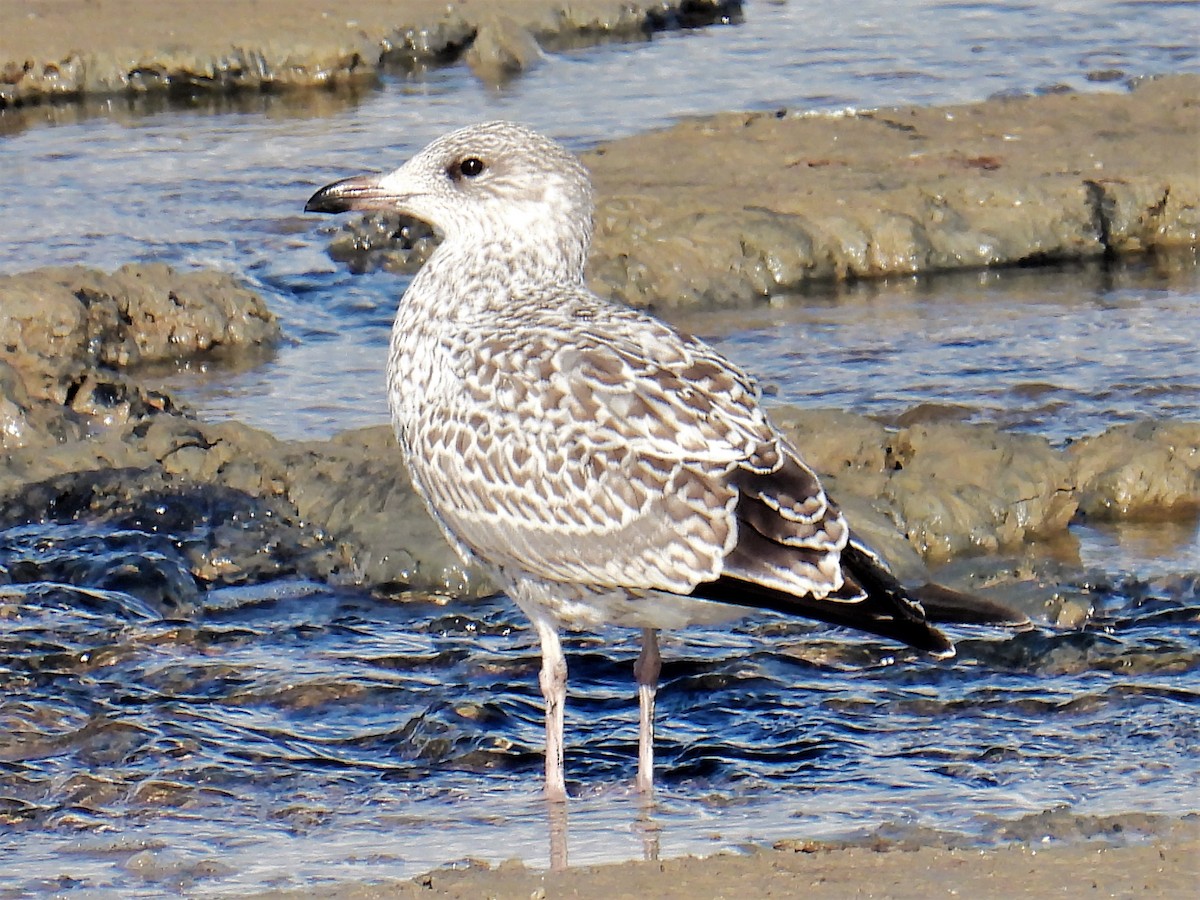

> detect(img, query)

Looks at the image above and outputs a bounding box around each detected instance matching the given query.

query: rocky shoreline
[3,261,1197,617]
[0,0,740,106]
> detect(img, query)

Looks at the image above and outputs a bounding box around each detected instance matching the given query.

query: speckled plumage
[305,122,973,800]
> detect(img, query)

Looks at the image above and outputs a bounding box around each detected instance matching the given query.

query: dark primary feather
[696,540,957,657]
[911,582,1031,628]
[694,527,1029,657]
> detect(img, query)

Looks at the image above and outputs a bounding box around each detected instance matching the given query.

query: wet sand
[258,822,1200,898]
[3,1,1199,896]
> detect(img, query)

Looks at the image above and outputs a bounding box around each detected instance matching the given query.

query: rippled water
[2,0,1200,894]
[2,549,1198,895]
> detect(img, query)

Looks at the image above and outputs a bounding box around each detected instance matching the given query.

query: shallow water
[1,541,1198,895]
[1,550,1198,889]
[2,1,1200,894]
[677,258,1200,446]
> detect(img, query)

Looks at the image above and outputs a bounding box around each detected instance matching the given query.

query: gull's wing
[408,288,841,592]
[408,287,954,651]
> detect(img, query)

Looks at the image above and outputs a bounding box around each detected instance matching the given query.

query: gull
[305,122,1025,801]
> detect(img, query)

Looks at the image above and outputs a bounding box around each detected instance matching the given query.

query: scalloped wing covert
[402,288,852,600]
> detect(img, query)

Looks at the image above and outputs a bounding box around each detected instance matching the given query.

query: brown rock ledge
[0,0,740,105]
[0,263,278,451]
[324,76,1199,301]
[583,74,1200,305]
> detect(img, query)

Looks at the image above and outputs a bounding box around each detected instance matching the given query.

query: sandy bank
[256,820,1199,899]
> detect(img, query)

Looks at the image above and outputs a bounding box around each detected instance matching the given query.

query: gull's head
[306,121,595,281]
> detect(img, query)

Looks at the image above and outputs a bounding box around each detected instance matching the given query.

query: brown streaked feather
[406,285,855,604]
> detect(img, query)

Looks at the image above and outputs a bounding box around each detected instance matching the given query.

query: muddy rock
[771,406,891,498]
[774,409,1078,563]
[1,0,742,105]
[2,381,1197,601]
[883,423,1078,561]
[282,425,492,595]
[0,359,82,451]
[464,16,543,84]
[0,411,490,597]
[583,75,1200,306]
[1069,420,1200,519]
[323,213,438,276]
[0,263,278,400]
[379,11,476,70]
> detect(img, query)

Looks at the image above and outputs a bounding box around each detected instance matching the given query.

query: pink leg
[533,616,568,802]
[634,628,661,795]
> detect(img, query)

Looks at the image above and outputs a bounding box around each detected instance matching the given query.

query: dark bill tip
[304,174,388,214]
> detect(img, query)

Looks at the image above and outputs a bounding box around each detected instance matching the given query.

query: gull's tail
[692,537,1029,660]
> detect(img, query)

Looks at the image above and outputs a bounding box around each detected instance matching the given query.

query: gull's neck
[409,242,582,320]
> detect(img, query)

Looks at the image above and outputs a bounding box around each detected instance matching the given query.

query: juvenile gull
[305,122,1025,800]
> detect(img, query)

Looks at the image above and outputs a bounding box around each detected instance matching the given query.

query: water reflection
[0,82,380,138]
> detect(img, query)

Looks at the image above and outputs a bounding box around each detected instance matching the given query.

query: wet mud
[0,0,740,106]
[255,816,1200,899]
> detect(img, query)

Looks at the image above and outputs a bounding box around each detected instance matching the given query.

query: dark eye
[455,157,485,179]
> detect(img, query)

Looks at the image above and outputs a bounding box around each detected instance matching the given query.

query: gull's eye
[450,157,486,180]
